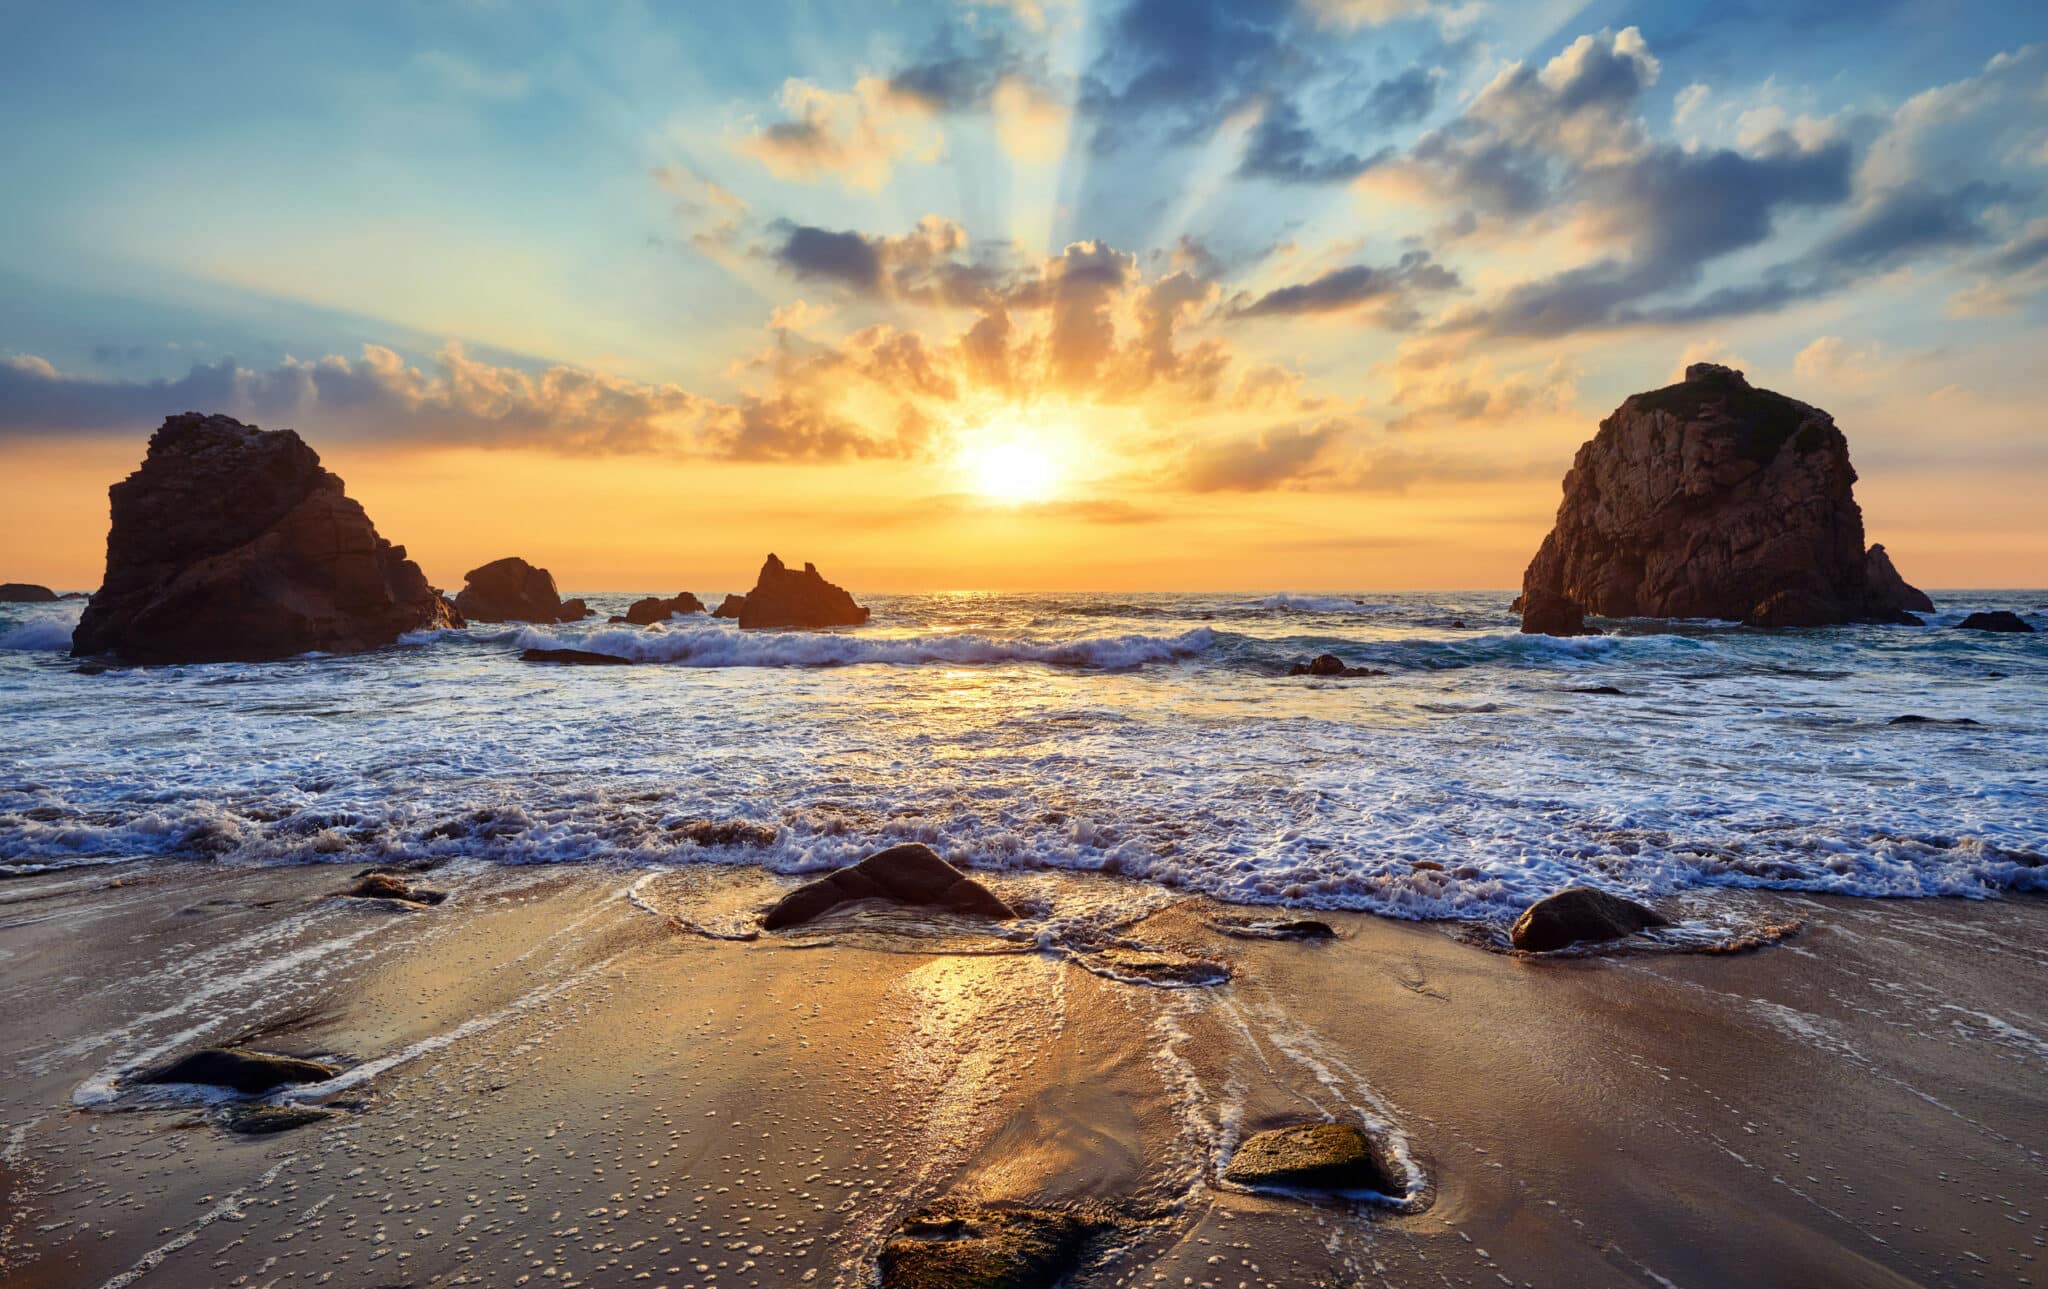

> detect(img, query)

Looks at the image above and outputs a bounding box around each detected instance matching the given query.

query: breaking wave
[511,623,1218,669]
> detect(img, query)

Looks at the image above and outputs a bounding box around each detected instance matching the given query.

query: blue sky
[3,0,2044,589]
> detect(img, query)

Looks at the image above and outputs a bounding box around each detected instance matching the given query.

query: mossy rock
[1624,370,1828,465]
[879,1205,1099,1289]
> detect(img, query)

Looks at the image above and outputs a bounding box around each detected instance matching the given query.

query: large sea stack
[72,413,457,664]
[453,557,590,624]
[1518,364,1930,632]
[735,554,869,630]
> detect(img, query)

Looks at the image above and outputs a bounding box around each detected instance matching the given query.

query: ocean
[3,590,2043,926]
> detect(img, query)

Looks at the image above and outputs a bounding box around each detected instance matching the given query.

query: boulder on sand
[140,1047,339,1094]
[761,842,1013,930]
[735,554,869,630]
[1222,1122,1401,1196]
[1955,611,2034,634]
[1510,886,1668,952]
[1518,588,1589,637]
[879,1205,1100,1289]
[0,583,56,603]
[70,413,457,663]
[1518,364,1930,631]
[624,592,707,625]
[454,557,590,624]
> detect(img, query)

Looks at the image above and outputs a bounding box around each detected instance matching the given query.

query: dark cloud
[1078,0,1298,150]
[1238,99,1391,183]
[1233,251,1459,320]
[775,225,884,292]
[767,218,1009,306]
[91,343,147,366]
[1811,182,2001,271]
[1366,66,1437,127]
[886,30,1031,112]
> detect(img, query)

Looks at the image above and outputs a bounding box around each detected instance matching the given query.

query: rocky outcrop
[761,842,1012,930]
[712,594,746,619]
[1509,887,1668,952]
[453,557,589,623]
[140,1047,339,1094]
[1289,653,1386,677]
[1956,611,2034,633]
[735,554,869,629]
[1517,589,1589,637]
[624,592,706,625]
[1518,365,1929,631]
[0,583,56,602]
[1223,1122,1401,1196]
[71,414,457,663]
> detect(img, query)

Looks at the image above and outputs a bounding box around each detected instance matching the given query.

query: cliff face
[1519,364,1929,630]
[72,413,456,662]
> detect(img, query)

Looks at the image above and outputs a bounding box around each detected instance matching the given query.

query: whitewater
[2,590,2043,923]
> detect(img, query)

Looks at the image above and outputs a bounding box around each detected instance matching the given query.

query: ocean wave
[1256,593,1396,614]
[513,623,1219,669]
[0,619,74,651]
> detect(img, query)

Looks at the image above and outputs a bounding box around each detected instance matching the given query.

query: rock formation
[1509,887,1668,952]
[760,842,1012,930]
[453,557,589,623]
[1518,588,1589,637]
[1955,610,2034,633]
[712,594,746,619]
[0,583,56,602]
[1518,364,1930,632]
[735,554,869,630]
[623,591,706,625]
[71,413,457,663]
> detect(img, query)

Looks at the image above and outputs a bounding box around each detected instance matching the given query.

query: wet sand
[0,859,2043,1288]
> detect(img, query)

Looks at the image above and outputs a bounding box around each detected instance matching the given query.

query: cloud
[1366,66,1439,128]
[1232,251,1459,322]
[1179,417,1353,491]
[1077,0,1297,150]
[1303,0,1437,27]
[768,215,1006,306]
[1238,99,1392,183]
[1378,339,1579,429]
[736,77,940,190]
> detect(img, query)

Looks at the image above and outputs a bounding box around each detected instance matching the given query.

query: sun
[965,437,1060,504]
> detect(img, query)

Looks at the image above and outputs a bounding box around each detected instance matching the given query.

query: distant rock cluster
[454,556,589,624]
[1517,364,1932,634]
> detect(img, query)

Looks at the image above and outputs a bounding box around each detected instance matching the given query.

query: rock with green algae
[1222,1122,1401,1196]
[878,1205,1099,1289]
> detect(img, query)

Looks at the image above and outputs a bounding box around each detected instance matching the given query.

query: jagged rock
[0,583,56,602]
[1518,588,1589,637]
[520,647,634,666]
[1956,611,2034,633]
[1510,887,1668,952]
[735,554,869,630]
[1519,364,1929,630]
[454,557,589,623]
[70,414,456,663]
[219,1104,341,1135]
[761,842,1012,930]
[625,592,707,625]
[1289,653,1386,677]
[712,594,746,619]
[1223,1122,1401,1196]
[879,1205,1100,1289]
[140,1047,339,1094]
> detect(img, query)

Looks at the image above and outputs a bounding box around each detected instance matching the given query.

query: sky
[2,0,2045,593]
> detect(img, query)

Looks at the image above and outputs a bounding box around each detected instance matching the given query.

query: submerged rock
[1571,684,1626,695]
[140,1047,339,1094]
[1888,714,1982,726]
[670,819,778,848]
[1085,945,1232,987]
[625,592,707,625]
[1956,611,2034,633]
[219,1104,341,1135]
[70,413,457,663]
[735,553,869,629]
[879,1205,1099,1289]
[520,647,634,666]
[1510,886,1668,952]
[761,842,1012,930]
[454,557,590,624]
[1518,364,1929,630]
[1223,1122,1401,1196]
[1518,588,1589,637]
[1289,654,1386,677]
[0,582,56,602]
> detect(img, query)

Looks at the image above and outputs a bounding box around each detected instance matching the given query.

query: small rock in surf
[140,1047,340,1094]
[342,872,448,905]
[761,842,1012,930]
[1211,916,1337,941]
[1223,1122,1401,1196]
[879,1204,1101,1289]
[1955,611,2034,633]
[1510,886,1669,952]
[219,1104,341,1134]
[520,647,634,666]
[625,592,707,624]
[1289,653,1385,677]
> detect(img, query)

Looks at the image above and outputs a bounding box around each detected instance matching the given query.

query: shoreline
[1,858,2043,1287]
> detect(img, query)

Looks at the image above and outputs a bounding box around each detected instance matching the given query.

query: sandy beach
[1,858,2042,1288]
